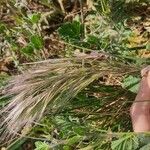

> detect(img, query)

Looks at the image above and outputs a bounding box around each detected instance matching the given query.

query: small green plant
[35,141,50,150]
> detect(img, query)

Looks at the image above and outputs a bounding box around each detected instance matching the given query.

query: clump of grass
[0,56,139,143]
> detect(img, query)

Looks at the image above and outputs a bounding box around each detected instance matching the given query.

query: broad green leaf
[63,145,71,150]
[30,35,43,50]
[111,135,139,150]
[122,75,140,93]
[73,126,85,136]
[21,44,34,55]
[58,21,82,41]
[28,13,41,24]
[34,141,50,150]
[66,135,82,145]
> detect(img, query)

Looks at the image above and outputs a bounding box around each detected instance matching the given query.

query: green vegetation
[0,0,150,149]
